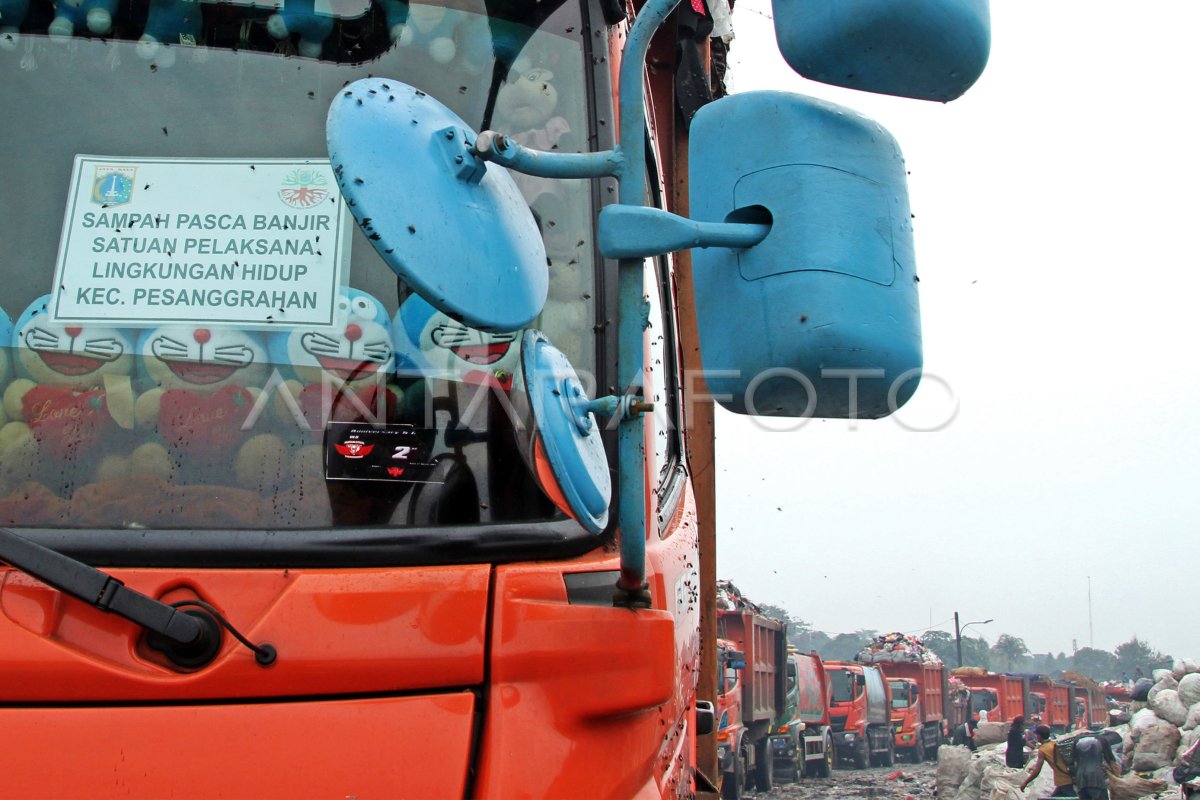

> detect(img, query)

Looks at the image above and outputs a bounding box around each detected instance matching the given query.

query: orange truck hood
[0,565,489,796]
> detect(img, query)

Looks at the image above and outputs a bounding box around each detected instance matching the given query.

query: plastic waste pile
[856,632,943,665]
[935,658,1200,800]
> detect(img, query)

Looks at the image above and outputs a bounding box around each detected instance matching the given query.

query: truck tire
[925,726,942,761]
[752,739,774,791]
[882,738,895,767]
[808,733,834,778]
[911,740,923,764]
[722,738,746,800]
[853,739,868,770]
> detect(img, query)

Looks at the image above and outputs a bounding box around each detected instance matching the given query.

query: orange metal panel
[0,693,475,798]
[474,488,701,799]
[0,565,488,701]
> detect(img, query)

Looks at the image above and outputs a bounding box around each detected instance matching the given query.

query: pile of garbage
[936,659,1200,800]
[715,580,761,613]
[1123,659,1200,774]
[856,632,943,665]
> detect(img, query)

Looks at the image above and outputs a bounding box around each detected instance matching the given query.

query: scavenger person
[1020,725,1075,797]
[1073,735,1120,800]
[1006,715,1027,768]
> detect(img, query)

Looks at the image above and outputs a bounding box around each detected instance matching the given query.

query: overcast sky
[713,1,1200,661]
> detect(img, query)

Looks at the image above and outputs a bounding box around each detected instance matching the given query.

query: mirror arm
[611,0,682,609]
[474,131,623,179]
[598,205,770,259]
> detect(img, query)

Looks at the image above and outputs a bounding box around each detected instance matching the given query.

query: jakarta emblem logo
[334,438,373,459]
[278,168,329,209]
[92,166,136,207]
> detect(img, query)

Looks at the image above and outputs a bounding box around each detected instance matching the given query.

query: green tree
[1072,647,1117,681]
[919,630,957,665]
[1113,637,1172,679]
[959,636,992,669]
[991,634,1031,672]
[819,630,878,662]
[758,603,812,650]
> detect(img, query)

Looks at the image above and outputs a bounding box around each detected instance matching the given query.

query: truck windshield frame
[0,0,618,566]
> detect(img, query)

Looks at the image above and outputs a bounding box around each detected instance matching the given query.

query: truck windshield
[970,689,997,713]
[829,668,856,703]
[889,680,911,709]
[0,1,595,533]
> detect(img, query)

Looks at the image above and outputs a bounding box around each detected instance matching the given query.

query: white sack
[1155,668,1175,683]
[1178,729,1200,764]
[1130,707,1161,738]
[1179,673,1200,707]
[980,765,1025,797]
[1150,688,1190,726]
[954,749,1005,800]
[986,778,1024,800]
[1148,674,1178,704]
[1131,720,1182,771]
[938,744,973,796]
[974,721,1007,746]
[1184,702,1200,732]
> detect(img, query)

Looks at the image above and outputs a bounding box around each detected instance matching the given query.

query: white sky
[713,1,1200,660]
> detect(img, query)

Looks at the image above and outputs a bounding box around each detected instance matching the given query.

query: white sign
[51,155,351,329]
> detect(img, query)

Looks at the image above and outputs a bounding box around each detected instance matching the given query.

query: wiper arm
[0,527,274,669]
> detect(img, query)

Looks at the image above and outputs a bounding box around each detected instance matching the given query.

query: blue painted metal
[326,78,547,333]
[689,91,922,419]
[474,131,623,180]
[520,330,611,535]
[598,205,769,259]
[773,0,990,102]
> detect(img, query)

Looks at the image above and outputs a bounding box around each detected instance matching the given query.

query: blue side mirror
[689,91,921,419]
[773,0,991,102]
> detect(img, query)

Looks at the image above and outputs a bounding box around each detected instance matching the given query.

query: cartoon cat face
[269,288,394,385]
[393,294,519,388]
[12,295,134,388]
[138,325,269,393]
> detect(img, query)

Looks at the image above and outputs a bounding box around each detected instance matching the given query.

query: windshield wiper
[0,527,274,669]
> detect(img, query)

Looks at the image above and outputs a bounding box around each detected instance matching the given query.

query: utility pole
[1088,576,1094,649]
[955,611,962,668]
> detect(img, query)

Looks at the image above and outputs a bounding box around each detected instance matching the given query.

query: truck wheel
[882,738,895,767]
[789,735,803,783]
[809,734,834,778]
[911,740,923,764]
[926,727,942,761]
[853,741,868,770]
[722,739,746,800]
[752,740,774,791]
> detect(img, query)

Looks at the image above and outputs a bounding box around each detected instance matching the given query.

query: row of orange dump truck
[713,601,1111,799]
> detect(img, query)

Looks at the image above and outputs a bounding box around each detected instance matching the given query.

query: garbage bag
[1108,772,1169,800]
[980,765,1024,797]
[974,721,1007,746]
[1185,702,1200,732]
[1131,719,1182,771]
[1148,674,1178,704]
[954,749,1005,800]
[1150,688,1190,726]
[938,745,973,796]
[986,777,1024,800]
[1131,677,1155,702]
[1130,708,1161,738]
[1179,673,1200,707]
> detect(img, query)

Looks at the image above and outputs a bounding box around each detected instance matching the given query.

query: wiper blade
[0,527,273,669]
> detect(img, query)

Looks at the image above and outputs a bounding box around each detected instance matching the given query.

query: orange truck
[715,603,787,798]
[0,0,989,795]
[825,660,895,769]
[1029,674,1073,732]
[961,673,1030,723]
[883,661,947,762]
